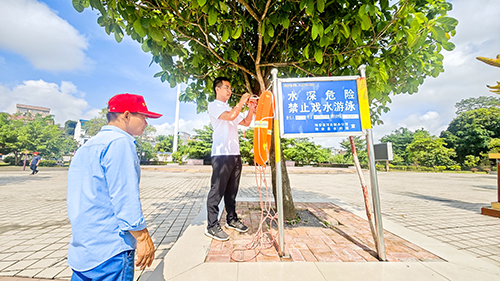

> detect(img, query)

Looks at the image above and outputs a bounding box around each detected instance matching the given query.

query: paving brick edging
[205,202,442,263]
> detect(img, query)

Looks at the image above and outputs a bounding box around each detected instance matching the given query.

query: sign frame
[276,76,368,138]
[271,67,386,261]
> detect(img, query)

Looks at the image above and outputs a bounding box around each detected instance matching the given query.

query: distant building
[74,119,90,146]
[178,131,191,145]
[16,104,50,117]
[156,152,172,162]
[330,148,347,155]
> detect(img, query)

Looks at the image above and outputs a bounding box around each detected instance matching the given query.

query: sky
[0,0,499,149]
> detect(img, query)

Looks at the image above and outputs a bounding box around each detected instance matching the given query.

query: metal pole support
[359,65,387,261]
[272,68,285,256]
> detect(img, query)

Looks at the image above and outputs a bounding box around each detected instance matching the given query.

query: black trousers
[30,164,38,174]
[207,155,242,229]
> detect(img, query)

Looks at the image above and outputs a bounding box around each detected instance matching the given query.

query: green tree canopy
[454,96,500,115]
[155,134,175,152]
[340,136,367,165]
[186,124,213,159]
[440,107,500,163]
[0,113,18,156]
[82,108,108,136]
[0,114,71,164]
[380,127,427,165]
[136,124,157,161]
[136,138,157,161]
[488,138,500,154]
[75,0,457,121]
[406,130,455,167]
[239,128,255,165]
[64,120,77,136]
[282,138,332,165]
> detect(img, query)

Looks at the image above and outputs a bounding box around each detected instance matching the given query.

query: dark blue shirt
[31,155,41,165]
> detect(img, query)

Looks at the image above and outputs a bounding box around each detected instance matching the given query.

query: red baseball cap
[108,93,162,119]
[33,152,39,155]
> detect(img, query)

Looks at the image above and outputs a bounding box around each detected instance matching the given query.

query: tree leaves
[150,28,163,42]
[317,0,325,13]
[133,19,146,37]
[74,0,459,121]
[442,107,500,163]
[437,16,459,29]
[72,0,89,13]
[208,7,217,25]
[232,25,242,39]
[314,48,323,64]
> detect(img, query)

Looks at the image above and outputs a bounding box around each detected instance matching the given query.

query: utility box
[374,142,393,161]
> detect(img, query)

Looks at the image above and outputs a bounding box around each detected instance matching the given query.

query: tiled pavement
[205,202,442,263]
[0,168,208,280]
[0,166,500,280]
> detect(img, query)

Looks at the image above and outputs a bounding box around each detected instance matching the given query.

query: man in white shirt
[205,77,256,241]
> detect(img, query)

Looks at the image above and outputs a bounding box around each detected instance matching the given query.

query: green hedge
[383,165,449,172]
[38,160,57,167]
[140,161,169,165]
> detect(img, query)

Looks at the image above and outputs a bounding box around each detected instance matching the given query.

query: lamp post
[173,82,181,153]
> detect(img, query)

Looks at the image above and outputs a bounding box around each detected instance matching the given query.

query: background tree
[282,138,332,165]
[75,0,458,219]
[60,137,79,155]
[340,136,367,165]
[463,155,480,169]
[488,138,500,154]
[440,107,500,163]
[406,130,455,167]
[82,108,107,136]
[186,125,213,159]
[155,134,175,152]
[454,96,500,115]
[64,120,78,136]
[0,113,19,157]
[136,125,157,161]
[2,115,68,164]
[380,127,427,165]
[239,128,255,165]
[136,138,157,161]
[331,153,350,164]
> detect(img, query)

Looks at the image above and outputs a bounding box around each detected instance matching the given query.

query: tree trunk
[14,152,22,166]
[270,122,297,220]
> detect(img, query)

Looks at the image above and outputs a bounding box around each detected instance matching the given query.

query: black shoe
[205,224,229,241]
[225,218,249,233]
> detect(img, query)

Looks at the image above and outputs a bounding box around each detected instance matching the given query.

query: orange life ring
[253,90,274,166]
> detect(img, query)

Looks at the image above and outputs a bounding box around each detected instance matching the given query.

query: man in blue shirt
[67,93,162,281]
[29,152,41,175]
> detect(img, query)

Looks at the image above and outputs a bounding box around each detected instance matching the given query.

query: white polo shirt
[208,100,244,156]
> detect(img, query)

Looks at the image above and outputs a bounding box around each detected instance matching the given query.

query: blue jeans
[71,250,135,281]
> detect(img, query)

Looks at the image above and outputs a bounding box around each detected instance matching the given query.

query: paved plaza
[0,166,500,280]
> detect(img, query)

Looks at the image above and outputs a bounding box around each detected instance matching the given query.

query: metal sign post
[359,65,386,261]
[271,68,285,256]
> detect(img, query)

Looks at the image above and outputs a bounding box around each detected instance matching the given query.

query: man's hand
[239,93,251,106]
[249,100,257,112]
[130,228,155,270]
